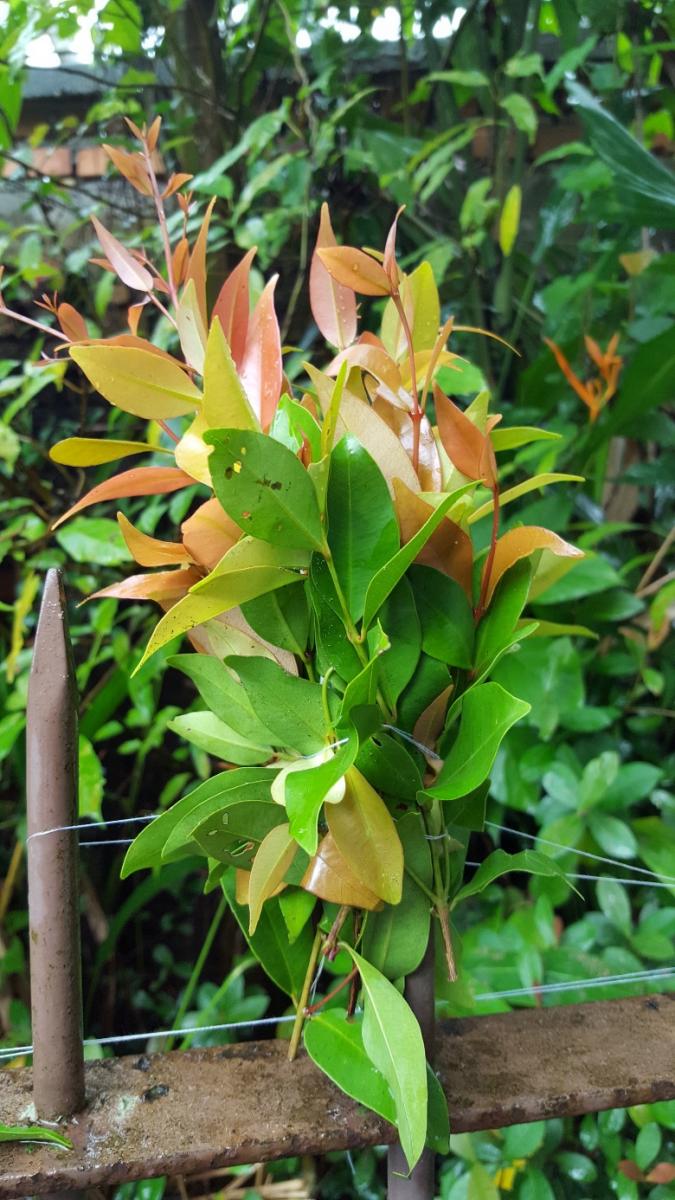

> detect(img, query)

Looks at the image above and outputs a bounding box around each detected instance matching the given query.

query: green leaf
[55,517,131,566]
[500,93,537,142]
[241,581,310,657]
[193,800,287,868]
[356,733,423,802]
[490,426,562,452]
[248,823,297,934]
[426,69,489,88]
[0,1124,72,1149]
[429,683,530,803]
[78,735,104,819]
[279,888,316,943]
[308,554,362,681]
[222,873,314,1002]
[568,82,675,227]
[226,656,326,754]
[270,394,322,460]
[326,434,400,620]
[205,428,324,550]
[398,654,451,733]
[596,879,632,935]
[342,947,428,1171]
[474,560,532,674]
[588,814,638,861]
[374,578,421,707]
[636,1122,662,1172]
[168,711,272,764]
[120,769,272,875]
[362,483,476,629]
[304,1009,449,1154]
[451,849,571,906]
[168,654,275,744]
[504,51,543,77]
[409,565,474,668]
[285,734,359,855]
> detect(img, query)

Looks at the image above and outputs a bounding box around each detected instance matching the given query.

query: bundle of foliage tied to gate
[3,118,587,1172]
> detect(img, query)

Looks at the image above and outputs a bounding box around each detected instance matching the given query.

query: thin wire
[80,839,135,848]
[463,860,674,889]
[486,821,675,884]
[475,966,675,1002]
[3,966,673,1064]
[383,724,442,761]
[27,814,159,842]
[0,1014,297,1064]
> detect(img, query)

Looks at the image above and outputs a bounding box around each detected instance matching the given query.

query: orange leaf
[117,512,190,567]
[309,204,358,349]
[240,275,282,430]
[127,303,145,336]
[57,302,88,342]
[413,684,453,758]
[544,337,595,411]
[185,196,216,326]
[484,526,583,606]
[301,832,382,910]
[618,1162,644,1183]
[181,497,241,571]
[102,144,152,196]
[212,247,256,367]
[163,172,193,199]
[382,205,405,290]
[392,479,473,597]
[647,1164,675,1184]
[172,237,190,288]
[316,245,391,297]
[88,567,200,604]
[146,115,162,151]
[328,341,402,395]
[434,385,496,486]
[52,466,194,530]
[90,215,153,292]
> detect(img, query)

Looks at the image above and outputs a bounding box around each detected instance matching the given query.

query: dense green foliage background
[1,0,674,1196]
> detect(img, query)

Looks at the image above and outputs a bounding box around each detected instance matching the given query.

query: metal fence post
[26,569,85,1135]
[387,934,436,1200]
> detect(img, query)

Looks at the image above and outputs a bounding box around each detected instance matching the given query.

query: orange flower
[544,334,622,422]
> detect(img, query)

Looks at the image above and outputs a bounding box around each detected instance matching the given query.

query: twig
[637,525,675,593]
[288,927,322,1061]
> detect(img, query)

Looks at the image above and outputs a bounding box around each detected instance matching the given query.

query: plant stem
[143,141,179,308]
[392,292,422,474]
[164,891,227,1052]
[305,966,359,1016]
[288,927,323,1061]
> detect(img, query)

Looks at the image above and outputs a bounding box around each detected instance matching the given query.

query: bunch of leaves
[0,117,601,1170]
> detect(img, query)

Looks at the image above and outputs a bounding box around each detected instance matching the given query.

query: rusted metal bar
[26,569,85,1125]
[1,994,673,1197]
[387,935,435,1200]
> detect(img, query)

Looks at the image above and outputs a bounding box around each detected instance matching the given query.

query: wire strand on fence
[486,821,675,884]
[2,966,674,1065]
[26,814,159,842]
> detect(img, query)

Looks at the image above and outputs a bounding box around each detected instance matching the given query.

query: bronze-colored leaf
[434,385,496,486]
[392,479,473,597]
[181,497,242,571]
[309,205,358,349]
[316,245,391,297]
[212,247,257,366]
[117,512,190,567]
[326,768,403,904]
[52,467,194,530]
[373,396,442,491]
[485,525,583,606]
[301,832,382,910]
[88,567,200,603]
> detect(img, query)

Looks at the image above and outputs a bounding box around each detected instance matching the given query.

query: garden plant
[2,117,595,1172]
[1,3,674,1194]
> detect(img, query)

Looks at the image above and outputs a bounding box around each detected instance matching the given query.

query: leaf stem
[392,292,422,475]
[305,966,359,1016]
[288,927,323,1061]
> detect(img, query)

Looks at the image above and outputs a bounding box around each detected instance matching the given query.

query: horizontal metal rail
[1,994,673,1197]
